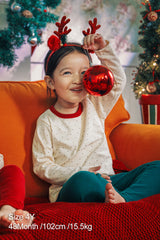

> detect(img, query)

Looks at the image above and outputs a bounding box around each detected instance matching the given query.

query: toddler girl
[32,32,160,203]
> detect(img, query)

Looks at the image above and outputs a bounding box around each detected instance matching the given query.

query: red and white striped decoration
[139,95,160,125]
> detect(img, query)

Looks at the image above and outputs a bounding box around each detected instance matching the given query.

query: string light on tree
[134,81,146,98]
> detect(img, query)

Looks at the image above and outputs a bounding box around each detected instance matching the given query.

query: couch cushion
[105,95,130,159]
[0,80,130,197]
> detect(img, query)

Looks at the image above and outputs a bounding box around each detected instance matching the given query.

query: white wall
[123,67,141,124]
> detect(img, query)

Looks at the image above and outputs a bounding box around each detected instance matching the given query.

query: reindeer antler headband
[46,16,101,72]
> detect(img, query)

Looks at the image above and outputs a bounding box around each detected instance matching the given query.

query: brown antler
[82,18,101,36]
[54,16,71,39]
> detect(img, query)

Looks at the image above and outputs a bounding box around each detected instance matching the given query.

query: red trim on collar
[49,103,83,119]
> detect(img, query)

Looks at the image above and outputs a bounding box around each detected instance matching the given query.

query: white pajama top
[32,44,126,202]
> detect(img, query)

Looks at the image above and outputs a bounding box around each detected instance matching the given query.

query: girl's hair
[44,43,92,77]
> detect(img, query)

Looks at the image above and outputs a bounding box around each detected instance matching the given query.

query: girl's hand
[88,167,112,183]
[101,174,112,183]
[88,165,101,174]
[83,33,107,51]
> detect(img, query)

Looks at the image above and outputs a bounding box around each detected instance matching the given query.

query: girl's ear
[44,75,55,89]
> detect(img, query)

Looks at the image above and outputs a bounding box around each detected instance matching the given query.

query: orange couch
[0,80,160,239]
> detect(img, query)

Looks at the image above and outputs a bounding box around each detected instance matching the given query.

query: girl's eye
[63,71,71,75]
[81,71,86,75]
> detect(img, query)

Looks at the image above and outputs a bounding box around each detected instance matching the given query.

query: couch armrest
[110,123,160,169]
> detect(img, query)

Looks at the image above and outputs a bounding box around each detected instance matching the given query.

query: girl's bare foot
[0,205,34,229]
[105,183,125,204]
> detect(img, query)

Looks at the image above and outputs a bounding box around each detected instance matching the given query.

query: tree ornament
[11,2,21,12]
[146,82,157,93]
[147,11,158,22]
[22,10,33,18]
[28,35,38,46]
[83,65,114,96]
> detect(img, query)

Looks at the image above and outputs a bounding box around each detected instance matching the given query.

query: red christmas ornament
[83,65,114,96]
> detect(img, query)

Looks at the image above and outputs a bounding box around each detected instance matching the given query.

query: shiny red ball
[83,65,114,96]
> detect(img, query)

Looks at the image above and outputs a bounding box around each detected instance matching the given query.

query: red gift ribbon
[149,70,160,85]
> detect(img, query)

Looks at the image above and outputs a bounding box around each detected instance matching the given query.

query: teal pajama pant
[57,161,160,202]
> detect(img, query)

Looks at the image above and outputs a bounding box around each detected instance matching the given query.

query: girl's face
[47,51,90,110]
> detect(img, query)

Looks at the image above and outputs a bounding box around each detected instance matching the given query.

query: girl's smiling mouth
[70,87,83,92]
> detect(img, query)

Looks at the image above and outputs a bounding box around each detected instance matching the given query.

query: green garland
[0,0,61,67]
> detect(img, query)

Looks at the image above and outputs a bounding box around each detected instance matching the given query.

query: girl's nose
[73,73,83,84]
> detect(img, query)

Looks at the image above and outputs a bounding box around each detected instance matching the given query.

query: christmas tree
[133,0,160,98]
[0,0,60,67]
